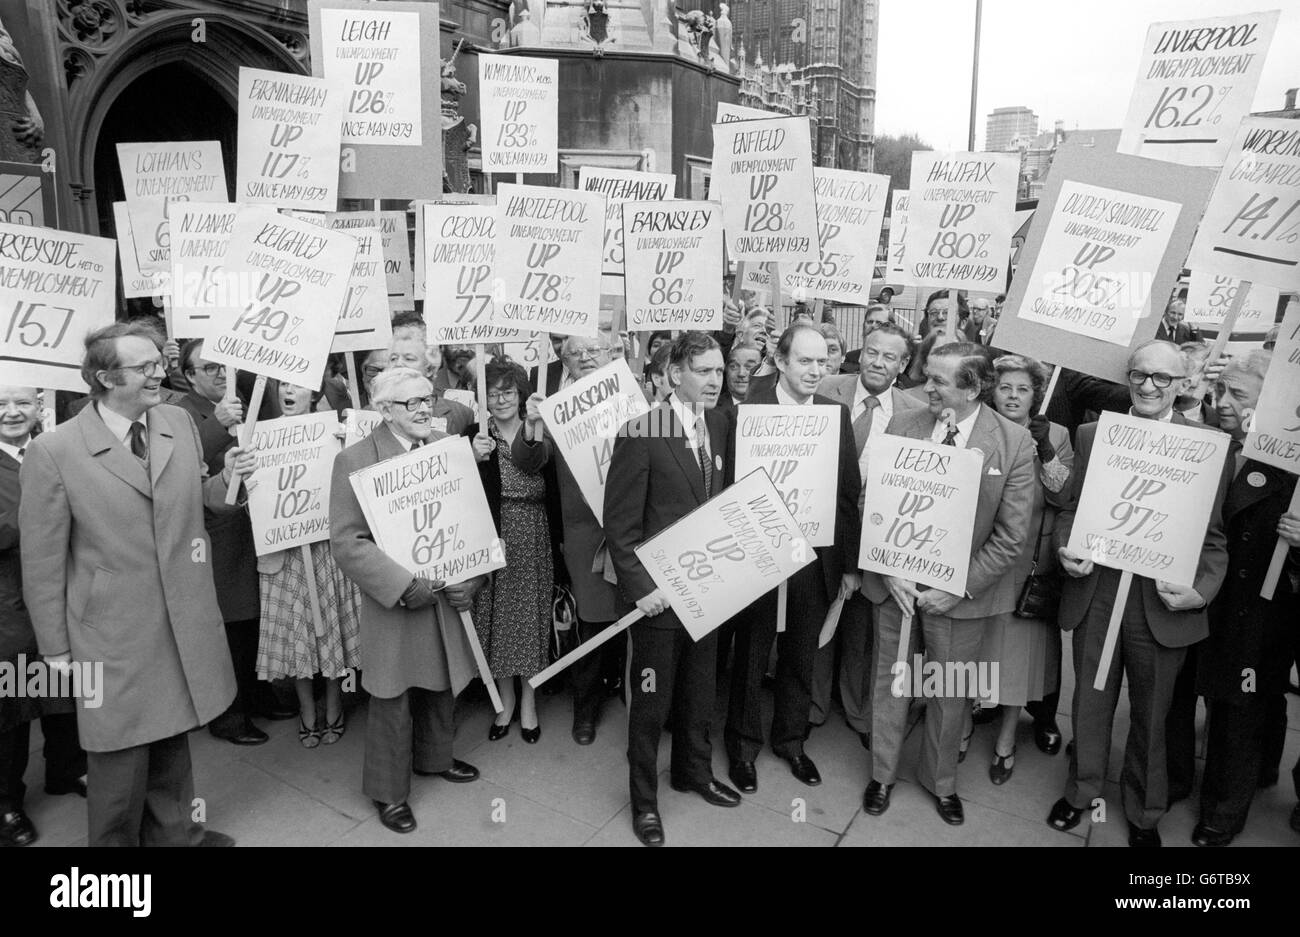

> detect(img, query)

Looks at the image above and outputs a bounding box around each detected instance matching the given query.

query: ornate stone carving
[270,29,308,64]
[61,0,123,47]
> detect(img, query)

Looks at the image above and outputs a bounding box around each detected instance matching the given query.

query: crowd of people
[1,288,1297,849]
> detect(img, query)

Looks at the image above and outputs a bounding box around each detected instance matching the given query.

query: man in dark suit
[861,343,1036,825]
[814,324,924,746]
[604,332,741,847]
[1154,298,1201,345]
[724,324,862,792]
[1048,340,1230,847]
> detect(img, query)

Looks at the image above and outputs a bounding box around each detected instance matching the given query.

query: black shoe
[858,732,872,751]
[671,777,741,807]
[1192,823,1236,847]
[210,722,269,746]
[1047,797,1085,832]
[989,748,1015,786]
[521,724,541,744]
[198,830,236,847]
[862,780,893,815]
[1033,720,1062,755]
[418,760,479,783]
[488,722,510,741]
[782,753,822,786]
[728,760,758,793]
[1128,823,1162,847]
[935,793,964,825]
[375,801,416,834]
[572,719,596,745]
[632,810,664,847]
[971,704,997,725]
[45,777,88,798]
[0,809,37,847]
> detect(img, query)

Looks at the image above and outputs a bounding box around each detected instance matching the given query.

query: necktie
[941,424,959,447]
[695,416,712,497]
[852,395,880,457]
[129,421,148,465]
[16,447,24,461]
[410,438,423,450]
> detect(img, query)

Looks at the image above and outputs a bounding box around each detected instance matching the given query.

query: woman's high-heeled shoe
[322,711,346,746]
[298,714,323,749]
[989,747,1016,785]
[488,721,510,741]
[521,723,540,744]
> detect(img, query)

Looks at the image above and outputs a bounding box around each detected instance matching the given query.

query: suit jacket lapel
[1226,458,1281,520]
[371,422,409,463]
[78,403,152,499]
[149,408,176,486]
[664,405,707,505]
[966,405,999,465]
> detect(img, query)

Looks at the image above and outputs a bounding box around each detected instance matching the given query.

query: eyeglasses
[193,363,225,378]
[487,388,518,401]
[113,359,167,379]
[564,346,610,361]
[1126,370,1183,389]
[396,395,436,412]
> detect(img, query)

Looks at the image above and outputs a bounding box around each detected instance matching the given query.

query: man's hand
[222,446,257,486]
[525,392,545,427]
[722,296,743,332]
[214,398,244,429]
[636,589,669,617]
[839,571,861,600]
[443,577,482,610]
[882,575,919,616]
[400,576,445,610]
[1155,580,1205,612]
[1058,547,1094,579]
[163,339,181,373]
[916,588,962,615]
[1277,511,1300,549]
[471,432,494,462]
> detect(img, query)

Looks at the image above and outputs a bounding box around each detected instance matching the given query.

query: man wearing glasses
[19,321,256,846]
[1048,340,1230,847]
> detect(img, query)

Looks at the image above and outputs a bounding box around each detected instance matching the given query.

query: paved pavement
[22,640,1300,847]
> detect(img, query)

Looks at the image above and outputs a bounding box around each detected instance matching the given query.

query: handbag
[1013,511,1061,620]
[549,584,578,662]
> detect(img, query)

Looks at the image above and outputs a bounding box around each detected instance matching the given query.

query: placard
[412,194,495,300]
[478,54,558,175]
[379,210,414,310]
[1184,269,1279,330]
[900,150,1018,292]
[205,206,358,386]
[1186,117,1300,288]
[113,202,168,298]
[492,183,604,337]
[857,434,982,595]
[1067,411,1230,587]
[740,262,773,303]
[290,212,393,353]
[308,0,442,199]
[1244,304,1300,473]
[0,224,117,392]
[539,359,650,525]
[348,433,506,584]
[993,131,1216,383]
[169,202,240,341]
[1011,180,1181,347]
[1117,11,1280,167]
[422,203,527,344]
[711,115,819,265]
[885,189,909,281]
[622,200,723,330]
[247,412,341,556]
[117,141,227,274]
[633,469,814,641]
[578,167,676,278]
[0,160,56,228]
[343,407,383,448]
[716,103,773,123]
[733,404,841,547]
[780,168,889,303]
[235,68,343,210]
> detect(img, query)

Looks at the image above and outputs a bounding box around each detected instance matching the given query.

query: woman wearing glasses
[469,360,553,742]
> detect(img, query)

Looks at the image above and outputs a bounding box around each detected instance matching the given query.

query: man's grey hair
[1127,339,1183,371]
[1221,349,1271,384]
[370,367,431,406]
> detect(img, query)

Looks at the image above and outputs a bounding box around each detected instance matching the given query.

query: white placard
[633,469,814,641]
[716,103,773,123]
[235,67,343,209]
[0,224,117,392]
[248,412,341,556]
[422,203,527,345]
[901,150,1018,292]
[343,407,383,448]
[539,359,650,526]
[1013,180,1182,347]
[733,405,841,547]
[1068,411,1231,587]
[622,200,723,331]
[1117,11,1280,167]
[711,116,820,265]
[492,183,604,337]
[886,189,909,282]
[169,202,241,341]
[348,433,506,584]
[1184,269,1279,330]
[289,212,393,354]
[318,6,422,146]
[857,434,982,595]
[478,54,558,175]
[579,167,676,278]
[780,168,889,303]
[113,202,168,298]
[117,141,227,274]
[378,210,413,310]
[1244,304,1300,473]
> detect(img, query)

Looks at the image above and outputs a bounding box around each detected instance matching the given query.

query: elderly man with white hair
[329,367,486,835]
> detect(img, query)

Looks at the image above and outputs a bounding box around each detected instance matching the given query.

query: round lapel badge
[1247,471,1266,488]
[715,453,723,472]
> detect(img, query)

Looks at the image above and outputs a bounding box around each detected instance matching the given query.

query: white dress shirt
[774,383,814,407]
[96,403,149,448]
[851,380,894,450]
[668,393,710,460]
[0,440,25,463]
[929,404,981,449]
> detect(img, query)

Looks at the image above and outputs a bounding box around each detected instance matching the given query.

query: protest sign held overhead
[1184,270,1279,331]
[169,201,241,341]
[1243,303,1300,474]
[733,405,842,547]
[478,54,559,175]
[780,169,889,304]
[116,141,227,275]
[857,434,982,596]
[622,200,723,331]
[113,202,168,299]
[342,407,383,449]
[885,190,909,282]
[235,67,343,210]
[1118,10,1280,167]
[422,203,527,345]
[289,212,393,354]
[247,412,341,557]
[578,167,676,278]
[377,211,414,310]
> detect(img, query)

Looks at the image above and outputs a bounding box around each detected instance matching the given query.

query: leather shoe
[488,722,510,741]
[210,722,269,746]
[1128,823,1161,847]
[935,793,964,826]
[571,719,596,745]
[375,801,416,834]
[632,810,664,847]
[416,759,479,783]
[45,777,88,798]
[198,830,236,847]
[728,760,758,793]
[671,777,741,807]
[0,809,37,847]
[1047,797,1085,832]
[521,725,541,744]
[1191,823,1235,847]
[782,753,822,786]
[858,732,871,751]
[862,780,893,815]
[1033,720,1062,755]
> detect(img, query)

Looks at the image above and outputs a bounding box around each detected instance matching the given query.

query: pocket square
[987,467,1003,476]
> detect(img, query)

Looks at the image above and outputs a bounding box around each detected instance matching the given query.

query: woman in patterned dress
[470,360,553,743]
[256,381,362,748]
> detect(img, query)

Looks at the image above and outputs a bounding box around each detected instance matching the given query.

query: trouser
[570,617,624,724]
[1025,626,1062,726]
[0,713,85,812]
[1261,692,1288,784]
[726,557,830,763]
[870,602,983,797]
[1200,694,1269,833]
[210,617,263,734]
[363,688,455,806]
[627,622,717,814]
[87,733,203,847]
[1165,644,1199,801]
[1065,573,1185,830]
[810,591,873,733]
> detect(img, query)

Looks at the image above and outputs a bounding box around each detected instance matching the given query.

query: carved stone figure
[510,8,542,47]
[715,3,732,64]
[0,17,44,162]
